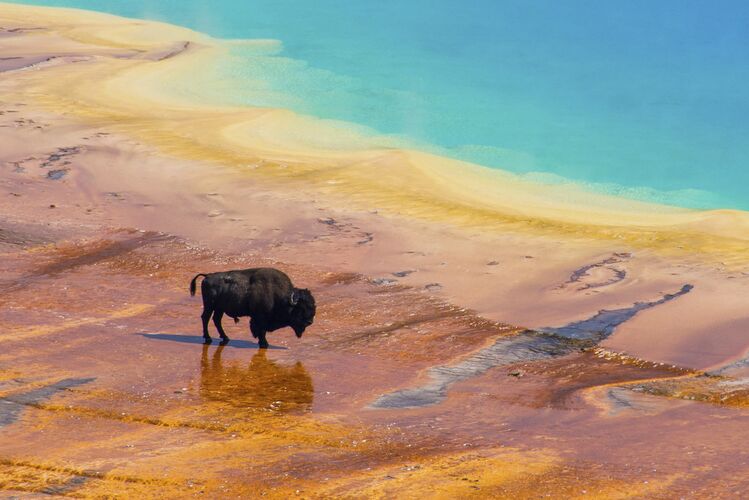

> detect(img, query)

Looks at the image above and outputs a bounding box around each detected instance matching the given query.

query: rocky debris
[372,278,397,286]
[47,169,68,180]
[357,232,374,245]
[560,252,632,291]
[318,217,337,226]
[40,146,80,168]
[7,146,81,174]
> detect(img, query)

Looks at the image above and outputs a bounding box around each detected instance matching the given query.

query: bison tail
[189,273,208,296]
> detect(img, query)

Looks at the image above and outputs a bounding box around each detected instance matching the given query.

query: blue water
[7,0,749,210]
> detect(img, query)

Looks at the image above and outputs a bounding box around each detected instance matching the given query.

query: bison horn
[290,290,299,305]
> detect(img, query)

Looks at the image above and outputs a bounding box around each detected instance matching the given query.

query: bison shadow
[139,333,287,350]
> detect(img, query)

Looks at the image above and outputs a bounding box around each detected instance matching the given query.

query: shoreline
[2,2,749,270]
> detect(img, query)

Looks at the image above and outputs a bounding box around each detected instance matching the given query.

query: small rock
[486,260,499,266]
[357,233,374,245]
[508,370,524,377]
[392,270,415,278]
[372,278,397,286]
[47,169,68,180]
[49,204,56,208]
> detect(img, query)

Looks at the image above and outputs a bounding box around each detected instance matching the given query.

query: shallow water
[2,223,749,495]
[7,0,749,210]
[373,284,692,409]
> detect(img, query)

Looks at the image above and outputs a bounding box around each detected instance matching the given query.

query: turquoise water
[7,0,749,210]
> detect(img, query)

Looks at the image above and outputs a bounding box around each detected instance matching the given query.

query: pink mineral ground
[1,4,749,498]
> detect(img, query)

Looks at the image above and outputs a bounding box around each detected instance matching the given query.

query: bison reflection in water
[200,345,313,415]
[190,268,316,348]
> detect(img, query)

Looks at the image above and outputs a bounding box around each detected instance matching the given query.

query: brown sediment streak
[7,304,156,341]
[615,373,749,408]
[577,347,749,410]
[0,458,173,485]
[154,41,191,61]
[343,309,468,343]
[0,226,49,247]
[0,55,50,73]
[27,233,173,277]
[10,399,368,450]
[14,401,228,431]
[0,378,94,428]
[0,232,172,294]
[0,55,93,74]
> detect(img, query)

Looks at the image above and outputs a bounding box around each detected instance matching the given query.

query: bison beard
[189,268,316,348]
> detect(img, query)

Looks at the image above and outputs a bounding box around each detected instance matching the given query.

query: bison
[189,268,316,348]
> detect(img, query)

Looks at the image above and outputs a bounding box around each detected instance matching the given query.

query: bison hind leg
[212,310,230,342]
[201,307,213,343]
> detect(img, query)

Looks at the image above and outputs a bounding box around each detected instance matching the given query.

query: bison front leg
[250,318,269,349]
[212,309,230,343]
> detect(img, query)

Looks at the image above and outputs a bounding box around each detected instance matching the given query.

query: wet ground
[0,19,748,495]
[2,225,749,498]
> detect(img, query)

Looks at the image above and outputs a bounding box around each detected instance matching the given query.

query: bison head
[289,288,316,338]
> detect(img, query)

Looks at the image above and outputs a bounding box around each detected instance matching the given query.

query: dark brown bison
[190,268,316,348]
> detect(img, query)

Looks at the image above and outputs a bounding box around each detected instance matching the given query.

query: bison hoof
[219,337,230,346]
[259,340,269,349]
[203,336,213,345]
